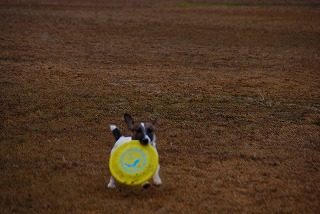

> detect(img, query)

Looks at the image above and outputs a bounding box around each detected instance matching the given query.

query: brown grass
[1,0,319,213]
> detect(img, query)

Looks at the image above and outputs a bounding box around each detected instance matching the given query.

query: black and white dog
[108,113,162,189]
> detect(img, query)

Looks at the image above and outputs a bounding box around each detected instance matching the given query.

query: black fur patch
[112,128,122,141]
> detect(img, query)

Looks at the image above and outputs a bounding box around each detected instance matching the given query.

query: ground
[0,0,319,213]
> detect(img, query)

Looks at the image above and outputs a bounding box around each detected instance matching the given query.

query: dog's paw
[153,178,162,186]
[107,183,116,189]
[110,125,117,131]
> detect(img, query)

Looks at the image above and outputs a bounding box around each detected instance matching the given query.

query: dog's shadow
[113,184,159,198]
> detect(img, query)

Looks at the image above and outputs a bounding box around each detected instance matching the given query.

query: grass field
[1,0,319,213]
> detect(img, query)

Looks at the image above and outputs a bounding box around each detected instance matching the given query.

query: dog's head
[124,113,157,145]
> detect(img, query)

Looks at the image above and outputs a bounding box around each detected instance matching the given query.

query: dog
[107,113,162,189]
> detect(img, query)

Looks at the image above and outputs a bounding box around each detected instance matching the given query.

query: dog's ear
[124,113,134,130]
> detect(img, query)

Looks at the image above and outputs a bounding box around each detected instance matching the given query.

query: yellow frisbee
[109,140,159,185]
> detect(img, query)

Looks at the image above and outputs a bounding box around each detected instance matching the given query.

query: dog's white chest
[111,136,132,154]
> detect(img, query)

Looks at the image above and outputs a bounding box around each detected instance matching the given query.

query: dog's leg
[110,125,122,141]
[153,165,162,186]
[107,176,116,189]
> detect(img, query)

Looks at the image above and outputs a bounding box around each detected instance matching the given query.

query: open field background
[1,0,319,213]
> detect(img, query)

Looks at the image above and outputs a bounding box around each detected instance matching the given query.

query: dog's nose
[140,135,151,145]
[141,138,149,145]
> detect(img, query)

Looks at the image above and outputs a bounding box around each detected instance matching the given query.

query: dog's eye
[147,128,154,133]
[135,127,142,133]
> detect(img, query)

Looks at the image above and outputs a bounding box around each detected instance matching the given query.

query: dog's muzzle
[140,135,151,145]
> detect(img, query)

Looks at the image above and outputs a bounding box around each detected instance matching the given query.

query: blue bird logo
[124,159,141,168]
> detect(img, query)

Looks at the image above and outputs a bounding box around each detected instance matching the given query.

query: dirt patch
[1,0,319,213]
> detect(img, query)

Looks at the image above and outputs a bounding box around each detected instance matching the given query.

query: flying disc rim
[109,140,159,186]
